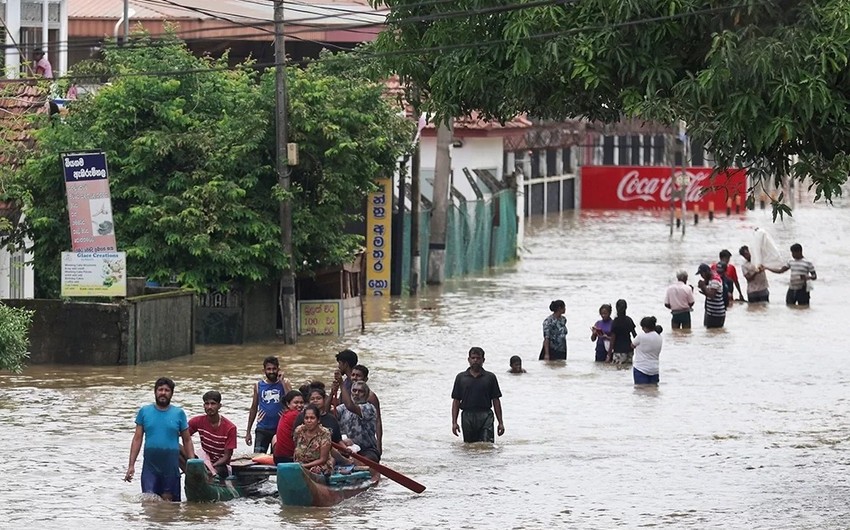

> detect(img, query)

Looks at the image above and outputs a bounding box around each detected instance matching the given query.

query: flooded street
[2,201,850,529]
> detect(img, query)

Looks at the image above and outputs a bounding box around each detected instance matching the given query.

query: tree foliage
[373,0,850,207]
[6,34,411,297]
[0,302,33,373]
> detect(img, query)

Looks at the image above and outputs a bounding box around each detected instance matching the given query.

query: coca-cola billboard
[581,166,747,210]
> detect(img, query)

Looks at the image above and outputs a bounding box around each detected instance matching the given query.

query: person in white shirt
[739,245,769,303]
[664,271,695,329]
[631,316,663,385]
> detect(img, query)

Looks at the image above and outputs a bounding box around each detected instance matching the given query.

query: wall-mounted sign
[61,251,126,297]
[365,178,392,296]
[581,166,747,210]
[297,300,343,336]
[62,151,117,252]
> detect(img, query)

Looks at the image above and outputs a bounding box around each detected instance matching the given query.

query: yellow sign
[298,300,343,336]
[366,178,392,296]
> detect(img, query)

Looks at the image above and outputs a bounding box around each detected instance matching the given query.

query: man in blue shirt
[245,356,292,453]
[124,377,195,501]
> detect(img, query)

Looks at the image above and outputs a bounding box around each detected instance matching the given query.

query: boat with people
[184,457,274,502]
[277,462,378,507]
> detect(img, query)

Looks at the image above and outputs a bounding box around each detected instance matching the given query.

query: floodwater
[2,200,850,529]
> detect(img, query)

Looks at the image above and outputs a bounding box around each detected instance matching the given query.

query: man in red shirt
[712,249,745,301]
[186,391,237,479]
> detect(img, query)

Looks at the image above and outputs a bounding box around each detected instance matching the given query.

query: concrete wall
[3,290,194,365]
[195,282,277,345]
[419,136,504,200]
[128,291,195,364]
[243,282,277,342]
[2,298,126,365]
[342,296,362,334]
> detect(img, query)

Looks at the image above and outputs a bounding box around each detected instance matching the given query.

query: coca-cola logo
[616,170,710,203]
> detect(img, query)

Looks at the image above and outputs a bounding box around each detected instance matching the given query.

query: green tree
[7,34,411,297]
[0,302,33,373]
[373,0,850,210]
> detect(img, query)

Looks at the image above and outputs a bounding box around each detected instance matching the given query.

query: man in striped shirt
[767,243,817,306]
[186,391,237,479]
[697,263,726,328]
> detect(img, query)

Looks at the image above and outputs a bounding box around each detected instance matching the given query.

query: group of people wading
[530,242,817,388]
[124,350,381,502]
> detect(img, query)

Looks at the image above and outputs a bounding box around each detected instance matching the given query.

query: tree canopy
[4,35,411,297]
[372,0,850,207]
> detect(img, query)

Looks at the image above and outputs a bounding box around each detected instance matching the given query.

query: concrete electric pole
[274,0,297,343]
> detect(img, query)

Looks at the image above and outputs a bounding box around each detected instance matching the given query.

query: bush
[0,302,34,373]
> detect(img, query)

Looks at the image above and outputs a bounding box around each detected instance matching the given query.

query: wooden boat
[276,462,378,507]
[184,458,274,502]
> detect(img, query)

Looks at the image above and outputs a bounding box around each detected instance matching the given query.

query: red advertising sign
[581,166,747,210]
[62,152,117,252]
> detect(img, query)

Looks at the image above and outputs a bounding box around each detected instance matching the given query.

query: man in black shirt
[451,347,504,443]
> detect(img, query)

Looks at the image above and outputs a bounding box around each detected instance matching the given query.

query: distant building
[2,0,69,78]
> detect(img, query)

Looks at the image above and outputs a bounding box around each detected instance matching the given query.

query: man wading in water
[451,347,504,443]
[125,377,195,501]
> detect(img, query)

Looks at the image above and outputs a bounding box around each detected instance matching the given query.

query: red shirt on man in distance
[711,262,738,283]
[274,409,300,459]
[188,414,237,464]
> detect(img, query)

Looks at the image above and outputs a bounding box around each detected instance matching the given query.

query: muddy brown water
[2,202,849,529]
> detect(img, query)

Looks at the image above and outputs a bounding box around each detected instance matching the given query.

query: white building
[3,0,69,78]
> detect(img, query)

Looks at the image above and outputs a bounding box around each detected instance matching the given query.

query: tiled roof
[0,81,48,168]
[384,76,531,134]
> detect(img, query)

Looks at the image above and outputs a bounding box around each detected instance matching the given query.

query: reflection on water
[2,202,850,529]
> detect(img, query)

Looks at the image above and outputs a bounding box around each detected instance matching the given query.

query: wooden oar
[332,442,426,494]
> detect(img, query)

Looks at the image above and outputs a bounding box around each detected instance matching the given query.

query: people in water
[508,355,526,373]
[697,263,726,328]
[713,249,745,301]
[125,377,195,501]
[609,299,637,364]
[184,390,237,479]
[664,271,694,329]
[246,356,292,453]
[739,245,769,303]
[540,299,568,361]
[590,303,614,362]
[451,347,504,443]
[766,243,817,306]
[631,317,663,386]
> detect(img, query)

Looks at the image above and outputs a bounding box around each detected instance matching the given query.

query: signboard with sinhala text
[297,300,343,336]
[61,152,117,252]
[365,178,392,296]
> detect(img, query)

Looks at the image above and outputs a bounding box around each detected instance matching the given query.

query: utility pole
[409,144,421,294]
[275,0,297,343]
[123,0,129,44]
[427,121,452,284]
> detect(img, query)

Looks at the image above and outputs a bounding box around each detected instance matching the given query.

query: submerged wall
[3,290,194,365]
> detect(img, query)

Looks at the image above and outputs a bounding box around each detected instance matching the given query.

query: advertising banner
[297,300,343,336]
[365,178,392,296]
[62,152,117,252]
[581,166,747,210]
[61,251,127,297]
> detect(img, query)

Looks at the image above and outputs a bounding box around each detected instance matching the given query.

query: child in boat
[508,356,526,374]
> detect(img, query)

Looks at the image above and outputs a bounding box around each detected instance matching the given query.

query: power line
[1,0,571,56]
[3,1,767,82]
